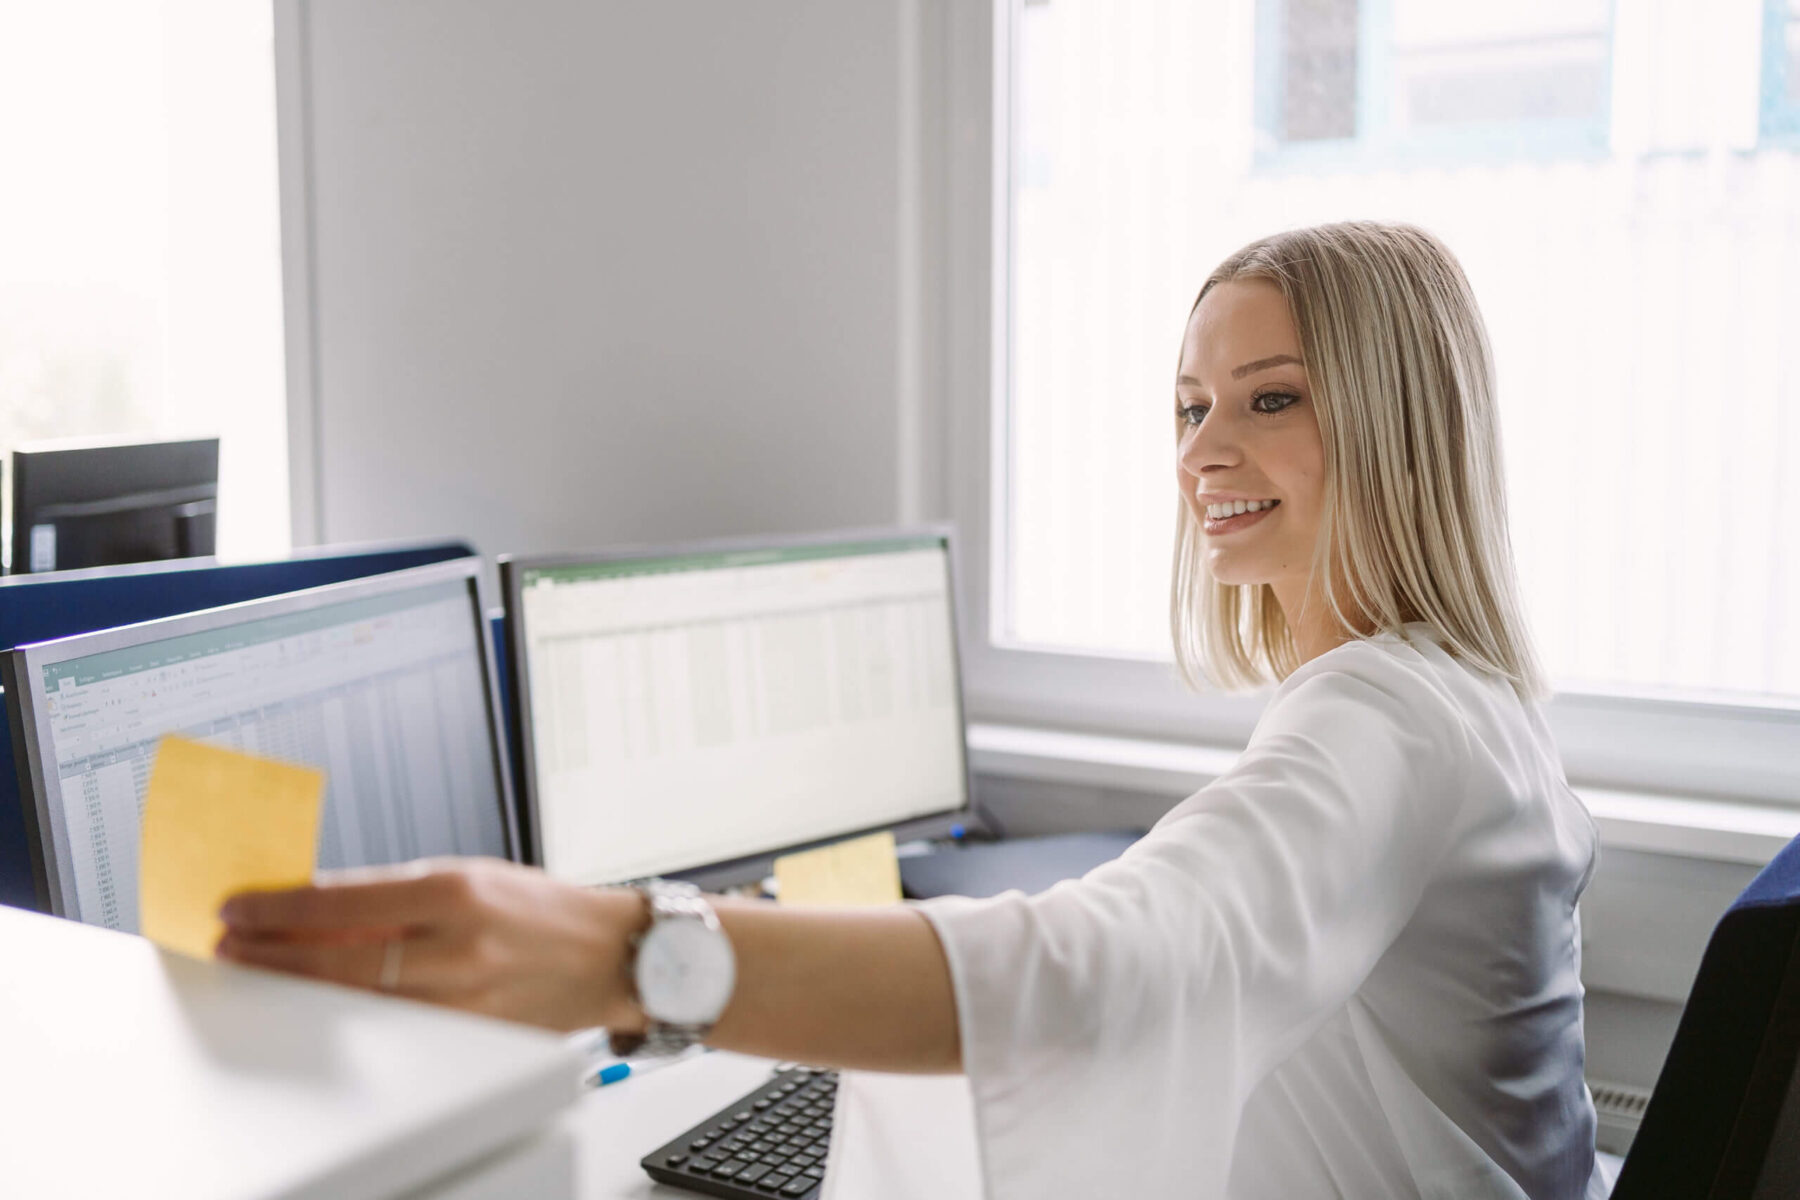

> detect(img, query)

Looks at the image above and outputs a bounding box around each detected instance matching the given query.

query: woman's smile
[1197,495,1280,536]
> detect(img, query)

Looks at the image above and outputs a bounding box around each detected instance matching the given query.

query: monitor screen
[505,530,970,886]
[6,559,515,927]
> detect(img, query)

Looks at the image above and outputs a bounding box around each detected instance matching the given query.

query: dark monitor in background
[8,437,220,574]
[501,526,973,887]
[3,559,517,925]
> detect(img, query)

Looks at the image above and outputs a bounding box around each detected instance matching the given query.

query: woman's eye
[1252,391,1299,414]
[1178,404,1208,427]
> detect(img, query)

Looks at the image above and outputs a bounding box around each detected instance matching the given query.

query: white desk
[571,1052,981,1200]
[572,1052,779,1198]
[1,906,581,1200]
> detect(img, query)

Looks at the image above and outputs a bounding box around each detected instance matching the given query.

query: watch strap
[607,1023,708,1059]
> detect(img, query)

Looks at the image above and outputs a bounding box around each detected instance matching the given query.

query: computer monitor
[501,527,973,887]
[3,558,517,926]
[0,536,480,913]
[8,437,219,574]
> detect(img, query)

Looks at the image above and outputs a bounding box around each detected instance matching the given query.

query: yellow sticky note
[773,831,902,907]
[138,735,323,959]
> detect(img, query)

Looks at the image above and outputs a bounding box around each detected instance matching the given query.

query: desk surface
[572,1052,779,1199]
[571,1052,981,1200]
[1,906,579,1200]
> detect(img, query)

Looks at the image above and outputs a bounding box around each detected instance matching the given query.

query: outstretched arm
[216,857,961,1073]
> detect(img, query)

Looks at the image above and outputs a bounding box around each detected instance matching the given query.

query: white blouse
[919,624,1606,1199]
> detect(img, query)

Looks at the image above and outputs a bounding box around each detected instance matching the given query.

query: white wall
[281,0,937,558]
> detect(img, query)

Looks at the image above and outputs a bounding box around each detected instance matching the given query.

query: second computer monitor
[9,436,219,574]
[502,528,972,886]
[4,559,516,927]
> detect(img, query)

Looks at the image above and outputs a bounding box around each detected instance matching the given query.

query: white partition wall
[278,0,940,556]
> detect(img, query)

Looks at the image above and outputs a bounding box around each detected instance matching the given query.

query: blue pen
[593,1061,635,1086]
[586,1045,708,1088]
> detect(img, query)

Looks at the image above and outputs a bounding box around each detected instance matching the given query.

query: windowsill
[967,723,1800,867]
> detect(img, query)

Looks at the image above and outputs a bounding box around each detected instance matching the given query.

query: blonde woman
[219,221,1604,1198]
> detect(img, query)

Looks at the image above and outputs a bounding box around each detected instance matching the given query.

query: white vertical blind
[1007,0,1800,703]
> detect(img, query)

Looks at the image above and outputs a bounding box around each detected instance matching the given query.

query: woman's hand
[216,857,649,1033]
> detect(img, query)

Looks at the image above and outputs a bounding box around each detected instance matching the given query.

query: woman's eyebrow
[1230,353,1302,379]
[1176,354,1304,390]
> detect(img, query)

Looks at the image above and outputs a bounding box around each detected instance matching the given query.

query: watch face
[637,917,737,1026]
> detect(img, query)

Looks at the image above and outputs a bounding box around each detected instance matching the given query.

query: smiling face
[1174,278,1326,615]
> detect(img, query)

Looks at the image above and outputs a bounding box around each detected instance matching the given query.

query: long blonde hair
[1170,220,1547,698]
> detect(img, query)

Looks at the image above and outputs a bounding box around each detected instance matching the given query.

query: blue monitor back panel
[0,540,475,911]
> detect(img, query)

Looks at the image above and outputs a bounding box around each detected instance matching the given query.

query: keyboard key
[781,1178,813,1196]
[759,1172,793,1192]
[716,1158,755,1180]
[740,1163,771,1184]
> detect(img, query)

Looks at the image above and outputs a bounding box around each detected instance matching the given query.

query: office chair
[1608,830,1800,1199]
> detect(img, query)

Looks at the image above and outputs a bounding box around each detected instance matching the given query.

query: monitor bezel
[4,557,520,921]
[499,523,977,889]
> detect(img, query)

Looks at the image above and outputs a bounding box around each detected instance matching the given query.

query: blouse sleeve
[916,645,1473,1199]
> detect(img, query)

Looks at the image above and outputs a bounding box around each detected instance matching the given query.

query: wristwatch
[609,879,737,1058]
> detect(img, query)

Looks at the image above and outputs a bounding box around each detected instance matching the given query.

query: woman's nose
[1178,410,1240,476]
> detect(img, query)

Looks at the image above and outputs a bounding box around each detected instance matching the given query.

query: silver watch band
[609,879,720,1059]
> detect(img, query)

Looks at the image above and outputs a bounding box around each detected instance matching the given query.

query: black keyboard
[641,1066,837,1199]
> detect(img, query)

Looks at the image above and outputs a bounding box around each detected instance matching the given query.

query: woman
[219,221,1604,1198]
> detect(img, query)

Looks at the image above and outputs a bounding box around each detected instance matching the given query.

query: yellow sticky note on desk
[773,831,902,907]
[138,736,323,959]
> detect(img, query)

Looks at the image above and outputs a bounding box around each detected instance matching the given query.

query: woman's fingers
[217,930,392,991]
[217,927,467,999]
[219,860,479,934]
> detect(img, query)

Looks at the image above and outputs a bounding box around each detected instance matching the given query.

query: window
[0,1,289,563]
[961,0,1800,803]
[1256,0,1613,166]
[1763,0,1800,142]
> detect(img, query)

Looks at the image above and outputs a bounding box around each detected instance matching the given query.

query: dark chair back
[1611,832,1800,1199]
